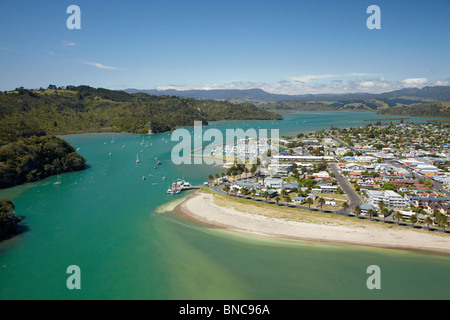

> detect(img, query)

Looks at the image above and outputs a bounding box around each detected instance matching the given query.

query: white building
[365,190,408,208]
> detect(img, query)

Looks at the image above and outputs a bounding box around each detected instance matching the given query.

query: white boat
[176,178,191,190]
[136,154,140,163]
[53,174,61,185]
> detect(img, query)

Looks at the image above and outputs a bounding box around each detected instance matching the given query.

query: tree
[223,184,230,195]
[439,215,448,232]
[382,182,396,191]
[408,214,418,227]
[263,191,270,203]
[353,205,361,217]
[284,195,291,206]
[244,167,249,179]
[318,197,325,212]
[208,174,214,182]
[214,173,219,181]
[305,198,313,211]
[0,199,22,240]
[380,207,389,223]
[394,211,403,224]
[342,201,349,215]
[250,188,256,198]
[424,216,432,230]
[367,209,375,221]
[275,196,281,205]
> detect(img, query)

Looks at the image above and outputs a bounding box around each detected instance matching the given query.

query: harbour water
[1,111,449,300]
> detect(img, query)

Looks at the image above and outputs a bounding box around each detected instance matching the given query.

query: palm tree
[378,200,385,210]
[244,167,249,179]
[380,207,389,223]
[208,174,214,182]
[439,215,448,232]
[367,209,375,221]
[353,205,361,217]
[250,188,256,198]
[305,198,313,211]
[342,201,349,215]
[284,195,291,206]
[424,216,432,230]
[394,211,402,224]
[223,184,230,195]
[232,187,239,195]
[263,191,269,203]
[275,196,281,205]
[318,197,325,212]
[409,214,418,227]
[214,173,219,181]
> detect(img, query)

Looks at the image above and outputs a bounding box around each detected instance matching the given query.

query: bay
[0,111,449,300]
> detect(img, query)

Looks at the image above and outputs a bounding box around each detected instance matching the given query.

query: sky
[0,0,449,94]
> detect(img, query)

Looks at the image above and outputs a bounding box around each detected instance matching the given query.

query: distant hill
[0,86,282,142]
[125,86,450,103]
[377,101,450,119]
[125,86,450,113]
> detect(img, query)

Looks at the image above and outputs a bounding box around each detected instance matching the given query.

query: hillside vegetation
[0,86,283,142]
[0,135,86,188]
[377,101,450,118]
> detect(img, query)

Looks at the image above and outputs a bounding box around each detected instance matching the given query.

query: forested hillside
[0,86,282,143]
[377,101,450,118]
[0,135,86,188]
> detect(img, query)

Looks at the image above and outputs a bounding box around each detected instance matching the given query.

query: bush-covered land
[0,135,86,188]
[0,199,22,240]
[377,101,450,118]
[0,86,283,142]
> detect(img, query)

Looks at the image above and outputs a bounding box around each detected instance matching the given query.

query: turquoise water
[0,111,449,300]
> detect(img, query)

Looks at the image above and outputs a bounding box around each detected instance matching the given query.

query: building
[292,196,305,204]
[365,190,408,208]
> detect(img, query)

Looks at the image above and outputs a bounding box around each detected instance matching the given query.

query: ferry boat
[176,179,192,190]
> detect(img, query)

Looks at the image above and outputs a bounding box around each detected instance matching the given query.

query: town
[206,122,450,232]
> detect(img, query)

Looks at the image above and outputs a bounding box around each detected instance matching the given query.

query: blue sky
[0,0,449,94]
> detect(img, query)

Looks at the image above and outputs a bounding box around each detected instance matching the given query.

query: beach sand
[174,191,450,255]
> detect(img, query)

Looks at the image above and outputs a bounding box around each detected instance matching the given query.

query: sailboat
[53,173,61,185]
[136,154,140,163]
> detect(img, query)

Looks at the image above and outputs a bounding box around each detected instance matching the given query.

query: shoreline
[174,190,450,255]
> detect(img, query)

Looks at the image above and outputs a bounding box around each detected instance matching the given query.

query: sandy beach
[175,191,450,255]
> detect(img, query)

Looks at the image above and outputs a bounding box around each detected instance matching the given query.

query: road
[328,164,362,210]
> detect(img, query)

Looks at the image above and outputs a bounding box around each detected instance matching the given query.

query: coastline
[174,190,450,255]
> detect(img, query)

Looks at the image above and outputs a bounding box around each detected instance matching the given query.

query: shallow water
[1,112,449,300]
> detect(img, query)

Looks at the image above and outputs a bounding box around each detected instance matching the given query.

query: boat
[167,182,181,194]
[136,154,140,163]
[53,174,61,185]
[142,176,146,181]
[176,178,191,190]
[157,160,162,165]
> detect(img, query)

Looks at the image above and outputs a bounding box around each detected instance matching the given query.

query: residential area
[208,122,450,232]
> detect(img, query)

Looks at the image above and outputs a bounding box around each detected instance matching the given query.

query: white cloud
[62,40,77,47]
[0,46,15,51]
[156,75,439,95]
[82,61,118,70]
[431,79,449,86]
[398,77,429,88]
[290,74,336,83]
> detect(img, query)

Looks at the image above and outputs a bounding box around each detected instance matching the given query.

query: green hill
[0,86,283,143]
[377,101,450,118]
